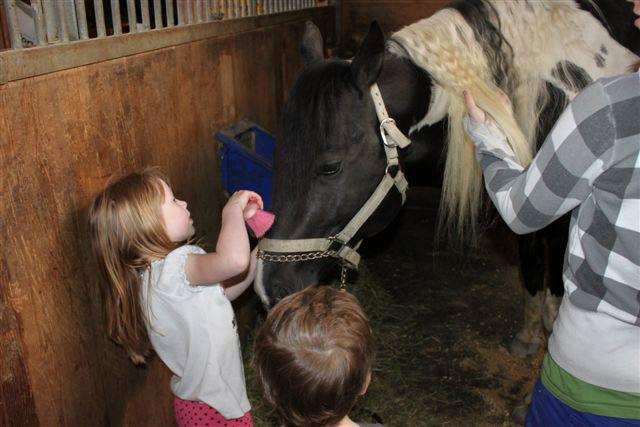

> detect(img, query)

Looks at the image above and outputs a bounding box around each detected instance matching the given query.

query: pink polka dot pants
[174,397,253,427]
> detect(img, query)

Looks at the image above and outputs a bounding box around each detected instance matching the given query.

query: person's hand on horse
[463,90,486,123]
[463,89,512,124]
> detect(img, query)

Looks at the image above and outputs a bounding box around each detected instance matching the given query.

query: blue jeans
[525,379,640,427]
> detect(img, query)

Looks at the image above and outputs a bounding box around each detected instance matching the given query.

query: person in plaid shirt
[462,18,640,425]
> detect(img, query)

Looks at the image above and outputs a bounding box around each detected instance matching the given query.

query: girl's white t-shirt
[140,245,250,419]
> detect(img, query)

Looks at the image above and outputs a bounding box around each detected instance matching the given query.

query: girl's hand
[243,201,260,220]
[224,190,263,218]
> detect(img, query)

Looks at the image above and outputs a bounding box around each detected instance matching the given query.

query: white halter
[257,83,412,271]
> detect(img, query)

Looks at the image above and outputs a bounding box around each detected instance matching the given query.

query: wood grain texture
[0,8,333,426]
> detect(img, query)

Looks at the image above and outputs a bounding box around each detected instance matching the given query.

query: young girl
[89,167,260,426]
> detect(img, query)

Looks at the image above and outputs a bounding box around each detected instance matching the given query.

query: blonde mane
[392,1,638,242]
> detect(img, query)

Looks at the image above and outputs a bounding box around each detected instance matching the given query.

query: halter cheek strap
[257,83,412,270]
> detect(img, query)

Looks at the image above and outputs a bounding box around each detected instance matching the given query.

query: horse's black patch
[594,53,605,68]
[535,82,568,151]
[448,0,513,89]
[600,44,608,55]
[551,61,592,93]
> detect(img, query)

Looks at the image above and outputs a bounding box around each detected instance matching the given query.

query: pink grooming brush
[246,209,275,238]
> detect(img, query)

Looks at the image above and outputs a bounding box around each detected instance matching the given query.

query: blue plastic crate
[216,120,275,209]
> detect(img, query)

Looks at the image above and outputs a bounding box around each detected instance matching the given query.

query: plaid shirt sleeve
[463,81,617,234]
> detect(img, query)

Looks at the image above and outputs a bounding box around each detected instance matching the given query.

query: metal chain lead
[340,266,347,290]
[257,249,337,263]
[257,249,350,290]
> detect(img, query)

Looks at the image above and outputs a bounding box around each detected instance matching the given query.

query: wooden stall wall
[339,0,449,54]
[0,8,334,426]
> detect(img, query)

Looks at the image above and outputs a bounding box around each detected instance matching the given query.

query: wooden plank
[0,257,39,426]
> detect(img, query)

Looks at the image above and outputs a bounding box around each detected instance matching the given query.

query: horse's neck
[376,52,432,136]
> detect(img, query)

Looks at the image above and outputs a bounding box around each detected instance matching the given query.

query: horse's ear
[301,21,324,65]
[350,21,385,90]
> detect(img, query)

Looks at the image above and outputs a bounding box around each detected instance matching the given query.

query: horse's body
[255,0,638,354]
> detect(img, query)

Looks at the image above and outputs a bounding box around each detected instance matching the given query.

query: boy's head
[253,286,374,427]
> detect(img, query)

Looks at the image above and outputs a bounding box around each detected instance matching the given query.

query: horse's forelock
[274,61,357,206]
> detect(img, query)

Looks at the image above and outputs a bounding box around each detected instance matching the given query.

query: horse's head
[254,22,432,306]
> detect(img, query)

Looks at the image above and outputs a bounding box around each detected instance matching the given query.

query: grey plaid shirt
[464,72,640,326]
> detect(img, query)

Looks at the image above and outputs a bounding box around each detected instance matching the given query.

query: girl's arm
[185,190,263,285]
[463,83,616,235]
[222,247,258,301]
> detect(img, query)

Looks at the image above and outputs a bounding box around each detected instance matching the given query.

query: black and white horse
[255,0,639,356]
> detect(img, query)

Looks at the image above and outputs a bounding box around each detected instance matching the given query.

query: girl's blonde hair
[89,167,177,364]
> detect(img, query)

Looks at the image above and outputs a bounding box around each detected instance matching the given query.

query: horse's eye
[318,161,342,176]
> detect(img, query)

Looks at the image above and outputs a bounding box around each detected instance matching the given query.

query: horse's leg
[510,233,545,357]
[542,215,569,332]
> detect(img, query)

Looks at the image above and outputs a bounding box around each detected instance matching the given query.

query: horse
[254,0,639,358]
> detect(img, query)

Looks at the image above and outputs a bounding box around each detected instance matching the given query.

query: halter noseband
[257,83,413,273]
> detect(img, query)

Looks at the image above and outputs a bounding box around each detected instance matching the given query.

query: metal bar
[230,0,235,18]
[195,0,202,22]
[166,0,175,26]
[204,0,211,21]
[74,0,89,39]
[42,0,58,43]
[177,0,184,24]
[126,0,137,32]
[141,0,151,30]
[3,0,22,48]
[213,0,219,17]
[56,0,69,42]
[65,0,79,40]
[111,0,122,34]
[221,0,227,18]
[31,0,47,45]
[153,0,163,28]
[187,0,194,23]
[94,0,107,37]
[241,0,247,17]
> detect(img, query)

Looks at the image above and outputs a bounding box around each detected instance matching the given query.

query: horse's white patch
[253,259,270,307]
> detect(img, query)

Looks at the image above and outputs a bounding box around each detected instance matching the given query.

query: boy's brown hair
[253,286,374,427]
